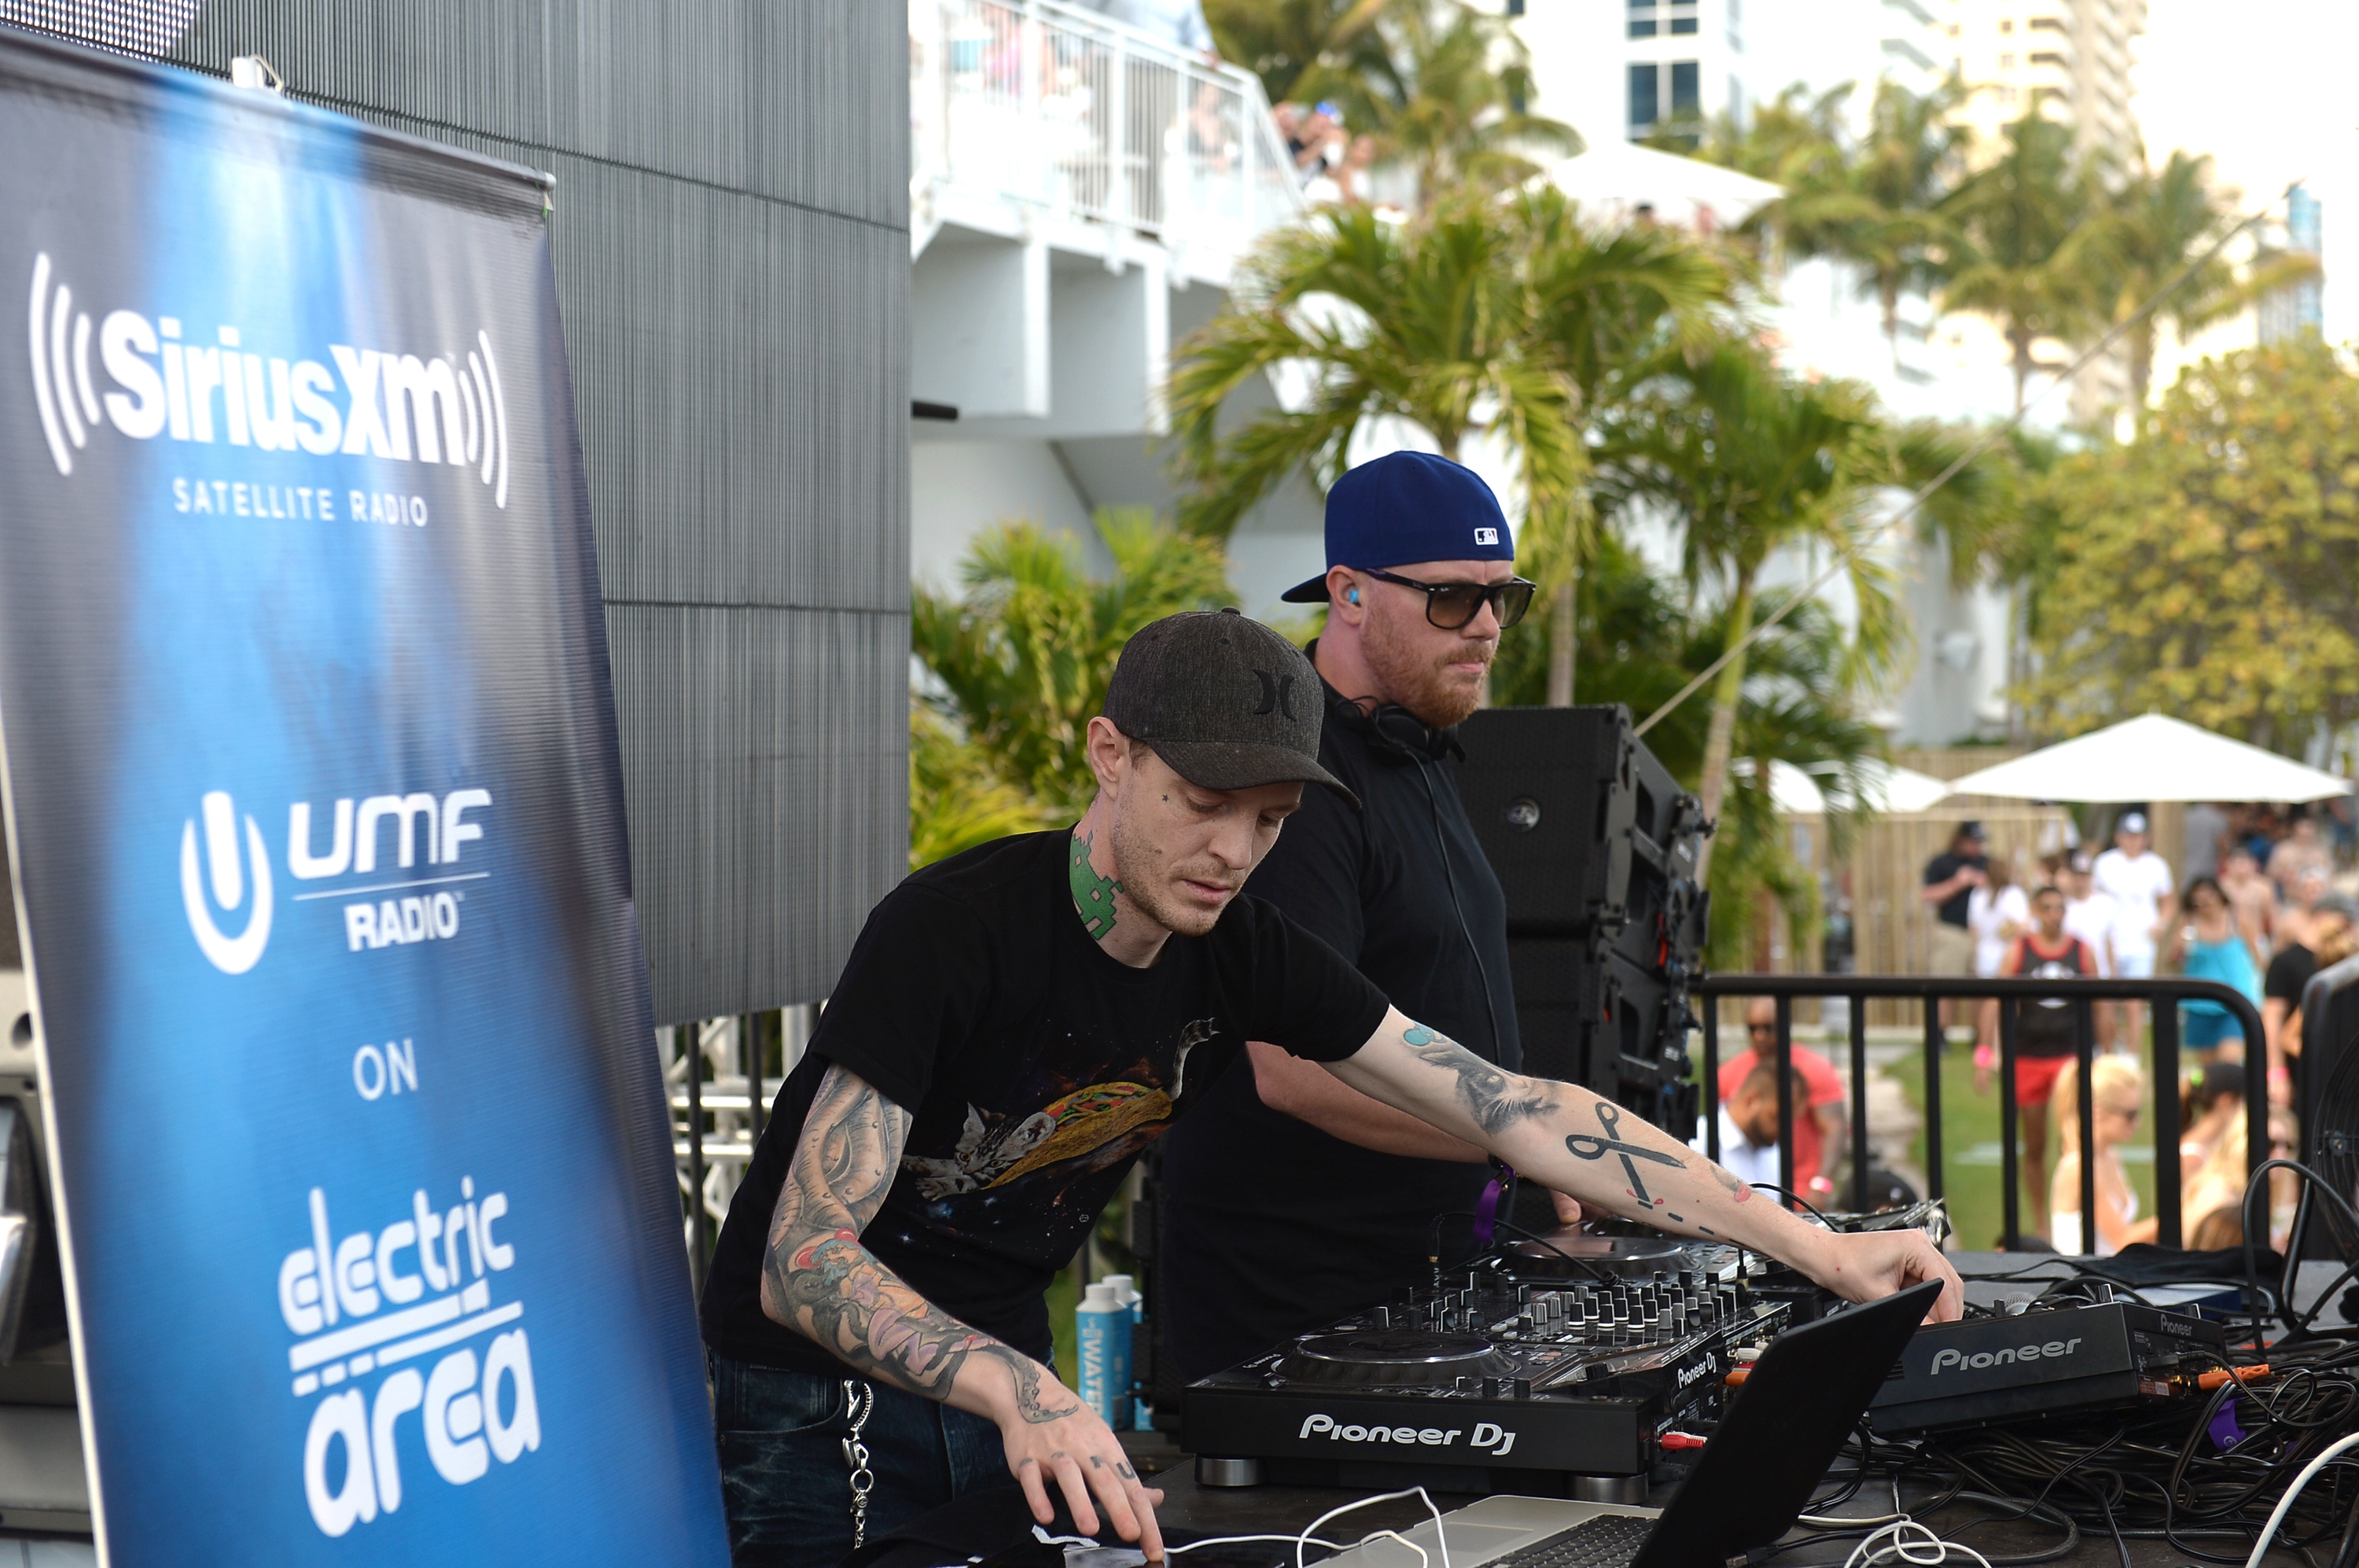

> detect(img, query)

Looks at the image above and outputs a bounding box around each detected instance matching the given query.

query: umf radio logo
[181,786,494,975]
[25,252,512,506]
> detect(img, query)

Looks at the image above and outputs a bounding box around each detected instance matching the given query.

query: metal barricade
[1695,974,2267,1251]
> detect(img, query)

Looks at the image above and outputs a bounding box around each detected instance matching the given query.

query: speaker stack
[1455,706,1711,1143]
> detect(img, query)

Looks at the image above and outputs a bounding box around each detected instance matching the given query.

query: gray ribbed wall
[4,2,911,1021]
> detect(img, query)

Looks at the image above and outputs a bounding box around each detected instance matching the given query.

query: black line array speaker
[1459,706,1710,1144]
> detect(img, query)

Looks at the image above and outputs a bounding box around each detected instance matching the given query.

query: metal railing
[1697,974,2269,1253]
[908,0,1305,257]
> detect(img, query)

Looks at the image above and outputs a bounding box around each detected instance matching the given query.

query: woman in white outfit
[2048,1055,2158,1255]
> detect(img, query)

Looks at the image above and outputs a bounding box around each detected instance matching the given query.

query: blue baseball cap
[1280,451,1514,603]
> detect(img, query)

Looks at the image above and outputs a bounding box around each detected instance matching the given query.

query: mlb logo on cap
[1281,451,1514,602]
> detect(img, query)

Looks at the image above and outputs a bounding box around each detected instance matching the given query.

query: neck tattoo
[1071,830,1122,942]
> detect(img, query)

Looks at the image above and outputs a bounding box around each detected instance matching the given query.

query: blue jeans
[710,1351,1014,1568]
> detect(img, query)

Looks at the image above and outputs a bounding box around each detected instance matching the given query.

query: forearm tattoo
[1400,1022,1561,1132]
[764,1066,1080,1420]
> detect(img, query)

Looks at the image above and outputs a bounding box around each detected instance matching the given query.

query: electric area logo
[26,252,513,506]
[180,787,494,974]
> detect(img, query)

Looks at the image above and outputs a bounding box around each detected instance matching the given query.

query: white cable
[1353,1530,1429,1568]
[1297,1488,1451,1568]
[1166,1537,1346,1555]
[1839,1518,1993,1567]
[2242,1429,2359,1568]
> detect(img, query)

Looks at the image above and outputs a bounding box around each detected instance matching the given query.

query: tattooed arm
[763,1065,1165,1555]
[1323,1008,1962,1320]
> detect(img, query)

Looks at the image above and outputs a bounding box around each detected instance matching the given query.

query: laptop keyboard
[1486,1516,1654,1568]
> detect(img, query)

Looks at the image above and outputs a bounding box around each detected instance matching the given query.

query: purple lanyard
[1473,1163,1514,1246]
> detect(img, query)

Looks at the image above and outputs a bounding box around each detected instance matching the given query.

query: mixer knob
[1482,1377,1502,1399]
[1375,1306,1393,1329]
[1512,1378,1533,1400]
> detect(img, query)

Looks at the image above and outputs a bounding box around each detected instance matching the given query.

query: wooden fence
[1728,749,2077,1032]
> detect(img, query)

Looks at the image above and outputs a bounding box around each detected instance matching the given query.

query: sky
[2134,0,2359,344]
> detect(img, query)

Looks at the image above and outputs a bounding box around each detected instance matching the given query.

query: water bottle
[1102,1274,1147,1429]
[1076,1283,1131,1429]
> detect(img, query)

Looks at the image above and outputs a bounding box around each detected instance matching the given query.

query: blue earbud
[1346,588,1360,604]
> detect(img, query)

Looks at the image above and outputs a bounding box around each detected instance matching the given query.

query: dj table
[1142,1253,2359,1568]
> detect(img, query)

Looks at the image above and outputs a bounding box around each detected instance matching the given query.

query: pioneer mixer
[1182,1239,1790,1492]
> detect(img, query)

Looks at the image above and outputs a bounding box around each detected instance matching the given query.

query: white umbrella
[1816,759,1954,815]
[1535,140,1783,232]
[1945,712,2351,804]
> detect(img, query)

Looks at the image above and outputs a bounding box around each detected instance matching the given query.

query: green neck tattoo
[1071,829,1123,943]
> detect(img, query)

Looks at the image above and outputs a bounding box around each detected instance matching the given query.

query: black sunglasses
[1358,568,1536,631]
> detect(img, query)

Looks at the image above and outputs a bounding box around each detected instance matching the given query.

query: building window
[1670,59,1699,117]
[1998,52,2015,68]
[1505,0,1524,13]
[1627,0,1698,39]
[1628,61,1660,127]
[1998,17,2013,31]
[2029,50,2063,64]
[2029,14,2064,29]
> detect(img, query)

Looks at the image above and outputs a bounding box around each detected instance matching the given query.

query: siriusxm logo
[25,252,512,506]
[180,787,492,974]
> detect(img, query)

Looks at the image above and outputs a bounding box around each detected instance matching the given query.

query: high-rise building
[1943,0,2142,165]
[1512,0,1760,148]
[1938,0,2146,422]
[2258,184,2325,344]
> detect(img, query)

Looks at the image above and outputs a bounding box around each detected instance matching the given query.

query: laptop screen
[1635,1279,1945,1568]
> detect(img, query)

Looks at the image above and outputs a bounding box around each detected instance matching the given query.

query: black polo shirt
[1157,662,1518,1379]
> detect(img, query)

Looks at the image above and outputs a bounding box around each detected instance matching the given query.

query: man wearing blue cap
[1158,451,1558,1378]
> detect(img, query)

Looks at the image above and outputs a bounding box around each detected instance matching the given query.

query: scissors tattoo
[1564,1101,1684,1207]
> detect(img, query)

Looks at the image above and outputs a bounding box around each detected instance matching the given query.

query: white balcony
[908,0,1303,275]
[906,0,1321,597]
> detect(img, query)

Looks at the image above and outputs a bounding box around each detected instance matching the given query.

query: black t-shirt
[2010,933,2096,1058]
[1923,851,1985,929]
[1158,675,1520,1380]
[699,830,1391,1375]
[2266,942,2318,1006]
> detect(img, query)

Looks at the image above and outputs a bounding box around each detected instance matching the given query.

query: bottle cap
[1084,1283,1117,1307]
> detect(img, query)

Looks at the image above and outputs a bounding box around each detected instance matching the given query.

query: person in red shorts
[1990,884,2097,1239]
[1717,997,1849,1202]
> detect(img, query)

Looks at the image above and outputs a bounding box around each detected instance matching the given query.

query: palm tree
[1202,0,1390,105]
[1591,340,1904,882]
[912,510,1231,819]
[1300,1,1579,209]
[1165,195,1581,541]
[1517,190,1733,702]
[2092,151,2320,410]
[1842,76,1971,365]
[1939,112,2103,414]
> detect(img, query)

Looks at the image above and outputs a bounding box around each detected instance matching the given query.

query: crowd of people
[1915,804,2354,1255]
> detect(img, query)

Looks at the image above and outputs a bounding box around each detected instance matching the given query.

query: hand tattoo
[1400,1023,1559,1132]
[765,1066,1074,1420]
[1071,830,1122,942]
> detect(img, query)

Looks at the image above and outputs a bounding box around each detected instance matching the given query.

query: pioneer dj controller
[1182,1238,1790,1492]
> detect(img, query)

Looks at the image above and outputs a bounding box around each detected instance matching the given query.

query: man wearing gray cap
[1159,450,1559,1382]
[697,609,1961,1567]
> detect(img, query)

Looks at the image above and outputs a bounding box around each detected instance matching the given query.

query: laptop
[1323,1278,1945,1568]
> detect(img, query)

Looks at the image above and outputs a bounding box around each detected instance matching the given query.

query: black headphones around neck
[1327,690,1461,766]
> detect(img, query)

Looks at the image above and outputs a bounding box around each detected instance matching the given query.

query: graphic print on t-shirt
[901,1016,1220,1208]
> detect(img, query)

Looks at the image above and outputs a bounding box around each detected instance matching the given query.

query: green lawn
[1882,1033,2158,1251]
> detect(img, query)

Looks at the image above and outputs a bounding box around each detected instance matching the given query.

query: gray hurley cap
[1103,609,1358,808]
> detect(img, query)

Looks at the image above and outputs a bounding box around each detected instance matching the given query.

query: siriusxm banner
[0,33,724,1564]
